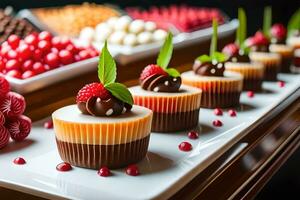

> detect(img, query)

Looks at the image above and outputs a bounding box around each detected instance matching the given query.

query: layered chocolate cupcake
[130,33,202,132]
[247,31,281,81]
[52,43,153,169]
[223,44,264,91]
[269,24,294,73]
[182,19,243,108]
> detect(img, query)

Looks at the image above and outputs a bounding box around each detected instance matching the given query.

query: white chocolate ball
[79,27,95,43]
[144,21,157,32]
[114,16,132,31]
[123,33,138,46]
[109,31,126,45]
[129,19,145,34]
[107,17,119,28]
[137,32,153,44]
[153,29,168,41]
[95,23,112,42]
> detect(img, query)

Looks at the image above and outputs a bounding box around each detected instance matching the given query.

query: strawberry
[0,125,10,149]
[0,92,26,118]
[0,76,10,98]
[76,82,111,103]
[6,115,31,142]
[222,43,239,56]
[270,23,287,40]
[140,64,168,81]
[0,111,5,125]
[253,31,270,45]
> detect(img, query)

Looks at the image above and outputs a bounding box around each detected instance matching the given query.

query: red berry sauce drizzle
[13,157,26,165]
[56,162,72,172]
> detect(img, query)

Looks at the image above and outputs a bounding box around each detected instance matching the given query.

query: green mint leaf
[196,55,212,63]
[212,52,228,63]
[105,82,133,105]
[165,68,180,77]
[236,8,247,46]
[263,6,272,37]
[287,8,300,36]
[157,32,173,69]
[210,19,218,57]
[98,41,116,85]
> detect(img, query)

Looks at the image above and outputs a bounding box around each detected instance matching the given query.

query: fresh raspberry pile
[127,5,225,32]
[0,31,99,80]
[139,64,168,81]
[0,76,31,149]
[76,82,111,103]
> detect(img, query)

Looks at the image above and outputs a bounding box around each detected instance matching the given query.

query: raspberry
[76,82,111,103]
[0,92,26,118]
[270,24,287,40]
[222,43,239,56]
[140,64,168,81]
[6,115,31,142]
[0,76,10,98]
[0,125,10,149]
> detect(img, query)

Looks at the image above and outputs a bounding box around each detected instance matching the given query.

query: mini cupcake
[52,42,153,169]
[222,8,264,91]
[130,33,202,132]
[248,31,281,81]
[269,24,294,73]
[287,31,300,50]
[182,19,243,108]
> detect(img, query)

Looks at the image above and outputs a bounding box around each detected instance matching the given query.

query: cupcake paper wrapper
[270,44,294,73]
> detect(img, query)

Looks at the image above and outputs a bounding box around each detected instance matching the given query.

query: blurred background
[1,0,299,35]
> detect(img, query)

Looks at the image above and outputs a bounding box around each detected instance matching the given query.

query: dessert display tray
[0,73,299,200]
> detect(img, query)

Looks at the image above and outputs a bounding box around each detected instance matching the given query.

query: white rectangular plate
[0,73,299,200]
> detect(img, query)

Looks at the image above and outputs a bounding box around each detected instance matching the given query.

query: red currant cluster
[0,76,31,149]
[0,31,99,79]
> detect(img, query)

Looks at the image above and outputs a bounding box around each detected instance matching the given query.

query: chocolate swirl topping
[141,74,181,92]
[271,36,286,45]
[78,97,132,117]
[227,51,250,63]
[250,44,269,52]
[193,60,225,77]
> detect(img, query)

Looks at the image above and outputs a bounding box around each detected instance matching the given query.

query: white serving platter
[0,73,299,200]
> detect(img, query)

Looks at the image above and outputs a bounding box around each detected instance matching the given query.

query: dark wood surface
[2,32,300,199]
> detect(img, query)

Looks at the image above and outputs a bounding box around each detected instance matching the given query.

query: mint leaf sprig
[263,6,272,37]
[287,8,300,37]
[98,41,133,105]
[197,19,227,63]
[156,32,180,77]
[236,8,250,55]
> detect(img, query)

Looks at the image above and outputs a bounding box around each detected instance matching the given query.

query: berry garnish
[13,157,26,165]
[178,142,192,151]
[98,166,111,177]
[0,76,10,98]
[56,162,72,172]
[188,131,199,139]
[0,112,5,125]
[76,82,111,103]
[247,91,255,98]
[0,92,26,118]
[125,164,140,176]
[140,64,168,81]
[6,115,31,142]
[44,120,53,129]
[270,23,287,40]
[222,43,239,56]
[0,125,10,149]
[278,81,285,88]
[228,109,237,117]
[212,120,223,127]
[214,108,223,116]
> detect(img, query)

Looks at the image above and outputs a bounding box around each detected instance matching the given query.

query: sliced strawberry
[140,64,168,81]
[76,82,111,103]
[0,92,26,118]
[6,115,31,142]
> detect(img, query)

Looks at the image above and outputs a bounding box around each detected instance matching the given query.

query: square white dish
[0,73,299,200]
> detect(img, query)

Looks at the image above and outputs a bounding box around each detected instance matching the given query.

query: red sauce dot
[44,120,53,129]
[228,109,237,117]
[98,166,111,177]
[188,131,199,139]
[278,81,285,88]
[179,142,192,151]
[214,108,223,116]
[56,162,72,172]
[13,157,26,165]
[247,91,254,98]
[125,164,140,176]
[213,120,223,127]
